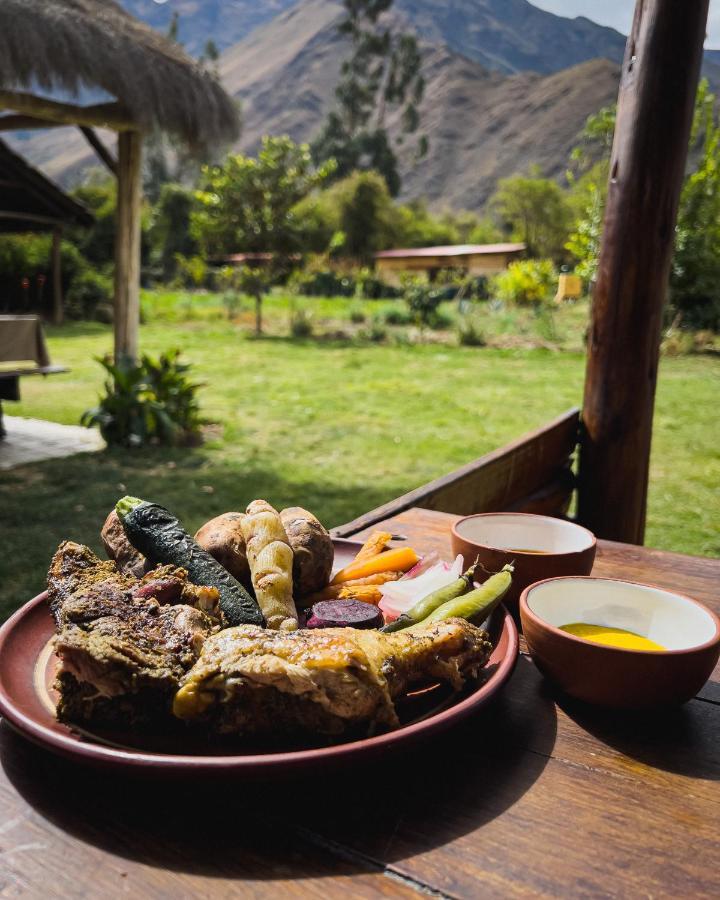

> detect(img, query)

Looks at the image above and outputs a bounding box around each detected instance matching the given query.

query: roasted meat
[173,618,492,737]
[48,541,219,726]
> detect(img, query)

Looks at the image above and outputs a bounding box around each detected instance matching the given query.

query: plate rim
[0,591,519,773]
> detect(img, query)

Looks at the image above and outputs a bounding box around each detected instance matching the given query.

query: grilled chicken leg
[174,618,492,736]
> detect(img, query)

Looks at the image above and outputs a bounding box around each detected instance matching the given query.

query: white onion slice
[379,555,463,620]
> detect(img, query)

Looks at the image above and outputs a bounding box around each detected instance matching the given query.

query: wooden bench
[0,364,69,438]
[333,407,580,537]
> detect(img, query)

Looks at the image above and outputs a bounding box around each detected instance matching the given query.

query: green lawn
[1,296,718,620]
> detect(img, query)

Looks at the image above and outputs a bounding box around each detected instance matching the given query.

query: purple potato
[305,599,384,630]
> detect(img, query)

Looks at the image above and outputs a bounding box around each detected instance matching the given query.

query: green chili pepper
[422,564,514,626]
[380,559,478,633]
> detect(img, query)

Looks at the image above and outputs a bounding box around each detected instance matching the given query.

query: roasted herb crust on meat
[174,617,492,737]
[48,541,219,727]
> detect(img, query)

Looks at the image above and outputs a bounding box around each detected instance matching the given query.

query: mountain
[393,0,626,74]
[121,0,627,75]
[218,0,620,209]
[120,0,297,57]
[4,0,621,210]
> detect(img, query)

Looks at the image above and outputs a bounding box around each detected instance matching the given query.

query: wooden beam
[113,131,142,362]
[51,228,63,326]
[79,127,118,176]
[0,90,136,131]
[577,0,709,544]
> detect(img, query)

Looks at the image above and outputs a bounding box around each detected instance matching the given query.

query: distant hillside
[5,0,621,210]
[220,0,620,209]
[121,0,627,75]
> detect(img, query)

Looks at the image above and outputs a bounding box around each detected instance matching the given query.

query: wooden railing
[333,407,580,537]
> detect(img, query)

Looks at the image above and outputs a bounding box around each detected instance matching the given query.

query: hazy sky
[532,1,720,49]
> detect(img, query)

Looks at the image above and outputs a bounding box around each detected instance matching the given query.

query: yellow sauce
[560,622,665,651]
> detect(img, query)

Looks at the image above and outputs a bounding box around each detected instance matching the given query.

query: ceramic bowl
[450,513,596,618]
[520,576,720,707]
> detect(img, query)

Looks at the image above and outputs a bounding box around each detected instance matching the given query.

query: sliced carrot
[353,531,392,562]
[305,572,403,605]
[331,547,419,585]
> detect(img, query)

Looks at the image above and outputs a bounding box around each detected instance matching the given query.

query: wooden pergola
[0,0,239,362]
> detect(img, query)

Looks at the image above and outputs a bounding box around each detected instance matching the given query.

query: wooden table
[1,507,718,898]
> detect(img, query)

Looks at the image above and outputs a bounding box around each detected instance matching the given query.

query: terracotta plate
[0,539,518,775]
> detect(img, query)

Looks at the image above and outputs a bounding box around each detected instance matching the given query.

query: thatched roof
[0,0,240,149]
[0,138,93,233]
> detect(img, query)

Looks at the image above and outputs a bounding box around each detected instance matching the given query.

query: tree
[149,183,199,280]
[490,170,572,260]
[191,137,335,332]
[567,80,720,328]
[671,80,720,330]
[312,0,426,195]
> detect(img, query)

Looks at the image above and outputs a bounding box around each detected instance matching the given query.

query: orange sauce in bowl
[560,623,665,651]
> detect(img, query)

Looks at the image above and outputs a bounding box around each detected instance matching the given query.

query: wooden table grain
[1,507,718,898]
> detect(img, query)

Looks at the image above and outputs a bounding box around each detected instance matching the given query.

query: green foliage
[360,317,388,342]
[402,276,445,329]
[392,199,460,246]
[81,351,202,448]
[71,179,117,268]
[491,259,557,306]
[382,306,413,325]
[289,306,314,338]
[174,254,209,289]
[65,269,112,321]
[671,80,720,330]
[349,305,366,323]
[456,316,487,347]
[192,136,335,259]
[564,183,604,283]
[312,0,426,194]
[150,183,199,280]
[467,216,504,245]
[289,266,356,298]
[491,170,572,260]
[0,234,97,316]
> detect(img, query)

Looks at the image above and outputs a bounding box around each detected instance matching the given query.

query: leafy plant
[289,306,314,338]
[491,260,557,307]
[456,316,487,347]
[349,305,366,323]
[383,306,412,325]
[81,351,202,448]
[402,276,444,330]
[360,318,388,342]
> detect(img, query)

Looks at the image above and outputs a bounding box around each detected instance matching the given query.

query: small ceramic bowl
[450,513,596,618]
[520,576,720,707]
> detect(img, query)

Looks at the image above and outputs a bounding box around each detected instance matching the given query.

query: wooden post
[114,130,142,362]
[51,227,63,325]
[577,0,709,544]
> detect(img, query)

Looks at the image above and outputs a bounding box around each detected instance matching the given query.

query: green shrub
[290,268,355,297]
[383,306,413,325]
[81,351,202,448]
[491,259,557,306]
[457,317,487,347]
[402,277,445,329]
[360,318,387,342]
[289,307,314,338]
[428,308,453,330]
[65,269,112,321]
[349,305,366,323]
